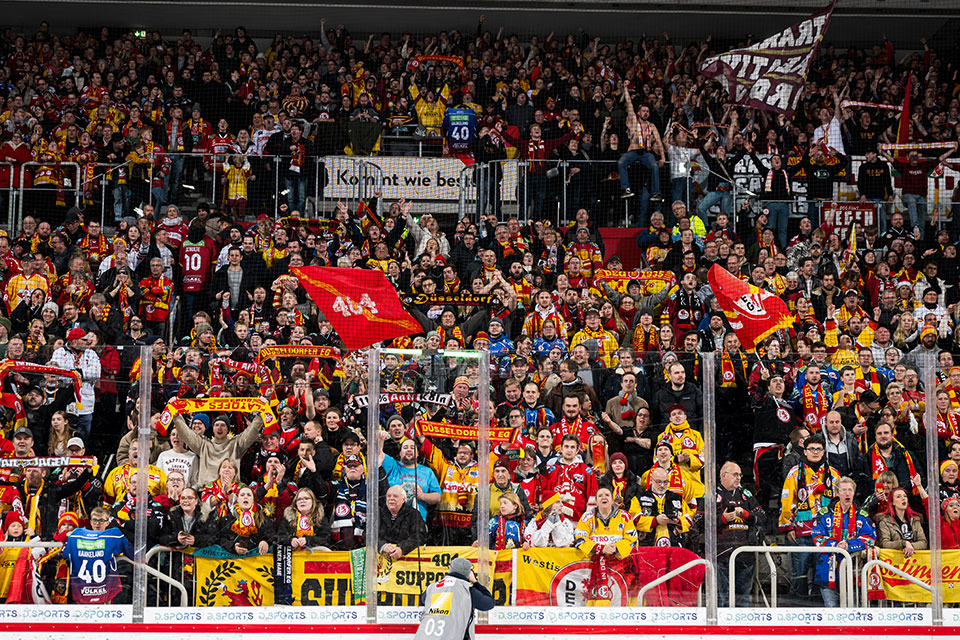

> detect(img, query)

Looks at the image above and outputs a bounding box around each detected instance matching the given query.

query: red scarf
[618,394,636,422]
[855,367,881,395]
[494,515,508,550]
[632,325,657,353]
[937,410,960,441]
[720,350,748,388]
[831,499,856,540]
[946,386,960,410]
[871,443,918,494]
[588,551,610,600]
[828,500,857,588]
[201,479,239,518]
[801,383,829,429]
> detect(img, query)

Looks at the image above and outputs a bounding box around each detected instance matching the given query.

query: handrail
[761,549,777,608]
[144,544,175,563]
[0,540,61,549]
[729,544,854,608]
[119,555,190,604]
[636,557,712,604]
[17,161,81,233]
[860,558,931,607]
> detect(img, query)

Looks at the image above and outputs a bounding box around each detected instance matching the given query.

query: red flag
[895,74,912,158]
[5,548,32,604]
[292,266,422,351]
[707,264,794,350]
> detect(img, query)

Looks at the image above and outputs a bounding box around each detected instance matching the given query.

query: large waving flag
[699,0,836,117]
[292,266,422,351]
[708,264,794,349]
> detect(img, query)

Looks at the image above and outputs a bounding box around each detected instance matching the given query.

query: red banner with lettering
[821,202,876,240]
[292,266,421,352]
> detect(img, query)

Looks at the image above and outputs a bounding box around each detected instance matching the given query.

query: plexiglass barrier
[0,338,949,629]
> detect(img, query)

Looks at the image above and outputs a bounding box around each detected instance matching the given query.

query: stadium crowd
[0,19,957,608]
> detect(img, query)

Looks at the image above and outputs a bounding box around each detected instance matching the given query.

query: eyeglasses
[91,517,110,524]
[805,446,824,453]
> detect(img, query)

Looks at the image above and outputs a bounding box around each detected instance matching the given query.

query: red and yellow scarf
[230,507,258,538]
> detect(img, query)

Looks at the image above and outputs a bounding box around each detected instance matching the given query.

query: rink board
[0,605,955,639]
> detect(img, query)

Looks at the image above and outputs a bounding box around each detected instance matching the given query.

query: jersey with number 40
[63,527,131,604]
[443,109,477,153]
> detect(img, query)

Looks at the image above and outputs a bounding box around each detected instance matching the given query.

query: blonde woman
[201,459,241,518]
[893,312,917,351]
[278,487,330,550]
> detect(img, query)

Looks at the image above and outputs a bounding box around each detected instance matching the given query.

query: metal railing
[144,545,191,607]
[636,558,713,606]
[0,539,188,606]
[729,545,855,608]
[860,558,932,607]
[16,161,81,232]
[119,555,190,606]
[0,161,16,235]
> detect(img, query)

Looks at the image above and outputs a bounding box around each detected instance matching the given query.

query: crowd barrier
[6,151,958,234]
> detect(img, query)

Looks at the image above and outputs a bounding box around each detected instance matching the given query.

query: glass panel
[0,347,155,609]
[717,297,938,617]
[369,348,493,615]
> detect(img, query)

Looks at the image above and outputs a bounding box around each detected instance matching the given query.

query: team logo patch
[777,408,790,423]
[548,560,629,606]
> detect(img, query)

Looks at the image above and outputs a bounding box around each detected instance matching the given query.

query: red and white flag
[699,0,836,117]
[708,265,794,350]
[292,266,422,352]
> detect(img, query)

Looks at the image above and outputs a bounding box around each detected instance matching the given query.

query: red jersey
[179,238,216,293]
[542,460,598,523]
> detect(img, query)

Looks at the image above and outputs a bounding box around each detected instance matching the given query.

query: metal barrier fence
[15,161,81,233]
[3,151,959,235]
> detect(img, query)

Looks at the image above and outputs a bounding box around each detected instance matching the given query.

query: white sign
[145,606,363,624]
[717,606,931,626]
[324,156,519,202]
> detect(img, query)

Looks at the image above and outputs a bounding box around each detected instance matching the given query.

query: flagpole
[365,346,381,624]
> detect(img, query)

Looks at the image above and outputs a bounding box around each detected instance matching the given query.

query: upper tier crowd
[0,20,958,607]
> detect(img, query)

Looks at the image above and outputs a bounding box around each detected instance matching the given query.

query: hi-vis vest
[415,575,475,640]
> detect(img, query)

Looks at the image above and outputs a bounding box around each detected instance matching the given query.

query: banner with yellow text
[196,548,513,607]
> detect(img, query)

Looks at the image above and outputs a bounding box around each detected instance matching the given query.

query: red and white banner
[699,0,836,116]
[821,202,876,240]
[708,265,794,349]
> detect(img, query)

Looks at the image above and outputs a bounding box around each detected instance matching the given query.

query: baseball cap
[66,328,87,341]
[344,454,363,466]
[67,437,84,450]
[13,426,33,438]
